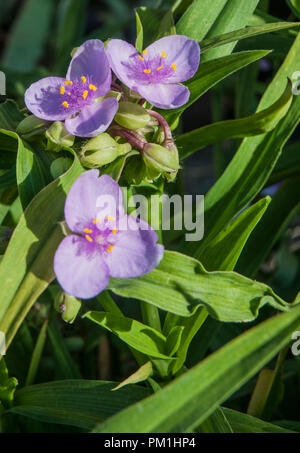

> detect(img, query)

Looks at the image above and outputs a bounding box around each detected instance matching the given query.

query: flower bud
[114,102,150,130]
[142,143,179,177]
[80,133,131,168]
[16,115,49,136]
[54,291,81,324]
[46,121,75,152]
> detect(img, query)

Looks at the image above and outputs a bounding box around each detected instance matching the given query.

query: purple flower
[107,35,200,109]
[25,40,118,137]
[54,170,164,299]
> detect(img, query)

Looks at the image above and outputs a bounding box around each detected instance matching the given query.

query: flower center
[60,76,98,112]
[82,216,118,254]
[137,49,177,82]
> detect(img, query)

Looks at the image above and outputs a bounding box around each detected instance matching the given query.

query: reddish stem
[146,109,175,150]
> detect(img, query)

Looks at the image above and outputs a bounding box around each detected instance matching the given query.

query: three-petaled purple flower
[107,35,200,109]
[25,40,118,137]
[54,170,164,299]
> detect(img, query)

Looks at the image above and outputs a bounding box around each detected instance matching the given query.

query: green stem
[141,302,161,332]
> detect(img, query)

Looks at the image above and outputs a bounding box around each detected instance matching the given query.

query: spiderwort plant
[25,40,118,137]
[54,170,164,299]
[107,35,200,109]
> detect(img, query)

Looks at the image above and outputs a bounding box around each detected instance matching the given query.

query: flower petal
[65,97,118,138]
[145,35,200,83]
[105,215,164,278]
[106,39,141,91]
[54,235,110,299]
[138,83,190,109]
[66,39,112,96]
[25,77,70,121]
[65,170,124,233]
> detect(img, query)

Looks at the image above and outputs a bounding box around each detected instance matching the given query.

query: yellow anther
[62,101,69,108]
[142,50,148,54]
[162,51,166,58]
[82,90,89,99]
[144,69,151,74]
[106,244,115,253]
[112,229,118,235]
[157,65,164,71]
[93,218,101,224]
[65,80,73,86]
[84,228,92,234]
[85,235,93,242]
[81,76,87,83]
[172,63,177,71]
[106,216,115,221]
[139,55,144,61]
[60,86,65,95]
[89,84,97,91]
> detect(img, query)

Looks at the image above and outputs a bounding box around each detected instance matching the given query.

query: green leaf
[287,0,300,19]
[199,0,260,62]
[92,304,300,433]
[161,49,271,128]
[2,0,55,72]
[0,151,83,350]
[223,407,296,433]
[198,407,233,433]
[176,0,228,41]
[201,198,271,272]
[237,178,300,278]
[135,7,162,52]
[11,380,151,429]
[0,100,25,131]
[269,142,300,185]
[0,166,16,189]
[109,250,290,323]
[112,362,153,391]
[155,9,176,41]
[48,321,81,380]
[84,311,172,360]
[25,320,48,386]
[56,0,87,59]
[200,21,300,54]
[191,31,300,260]
[177,80,293,159]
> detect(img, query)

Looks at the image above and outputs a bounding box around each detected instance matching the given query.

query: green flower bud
[80,133,131,168]
[16,115,49,136]
[142,143,179,178]
[46,121,75,152]
[55,292,82,324]
[114,102,150,130]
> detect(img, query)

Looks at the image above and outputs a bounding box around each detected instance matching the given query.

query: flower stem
[110,127,147,151]
[147,109,175,150]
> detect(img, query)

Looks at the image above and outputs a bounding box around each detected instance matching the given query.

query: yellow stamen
[162,51,166,58]
[89,84,97,91]
[82,90,89,99]
[60,86,65,95]
[62,101,69,108]
[144,69,151,74]
[106,244,115,253]
[112,229,118,235]
[142,50,148,54]
[84,228,92,234]
[106,216,115,221]
[93,218,101,224]
[68,92,71,95]
[139,55,144,61]
[172,63,177,71]
[85,234,93,242]
[81,76,87,83]
[65,80,73,86]
[157,65,164,71]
